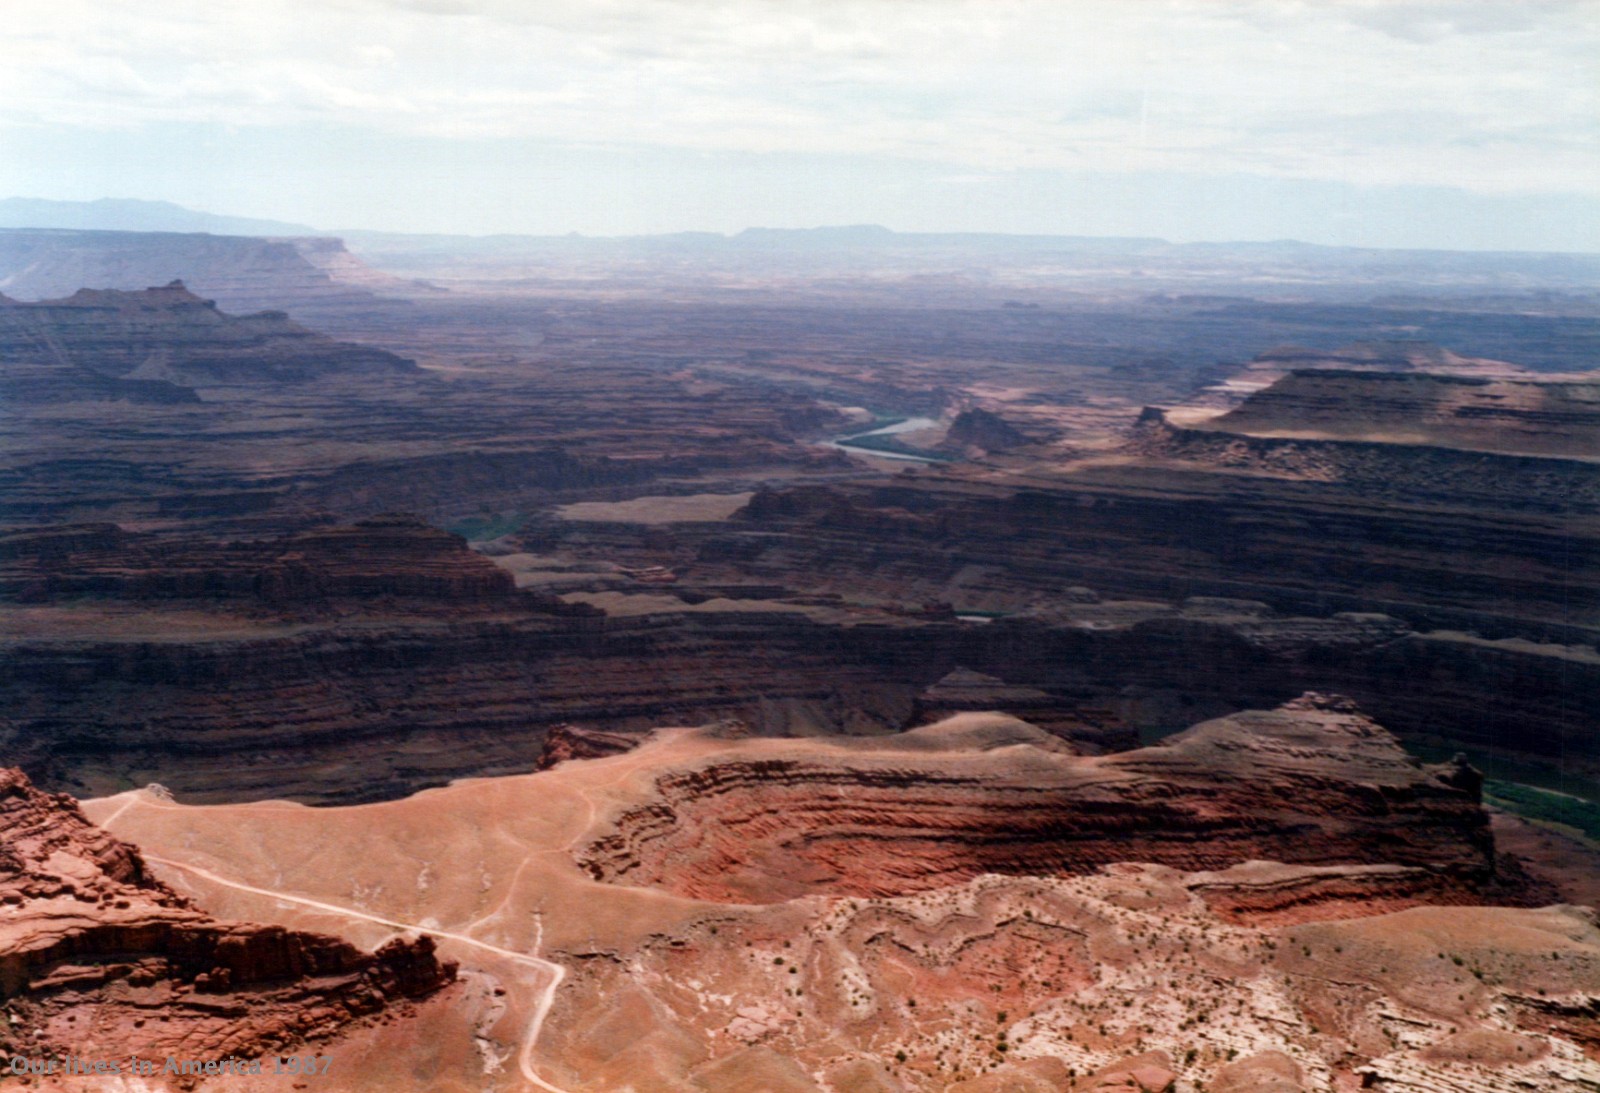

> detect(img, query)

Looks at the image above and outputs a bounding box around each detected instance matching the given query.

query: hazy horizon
[3,1,1597,251]
[8,194,1600,260]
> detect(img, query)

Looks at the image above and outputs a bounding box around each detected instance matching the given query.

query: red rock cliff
[579,695,1502,904]
[0,769,455,1064]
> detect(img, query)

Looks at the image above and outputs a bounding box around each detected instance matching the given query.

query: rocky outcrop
[937,408,1029,456]
[1211,1051,1306,1093]
[1082,1055,1178,1092]
[1129,367,1600,514]
[0,768,454,1064]
[1204,369,1600,457]
[1133,405,1600,512]
[577,695,1503,904]
[1182,860,1518,926]
[535,723,642,769]
[254,518,517,602]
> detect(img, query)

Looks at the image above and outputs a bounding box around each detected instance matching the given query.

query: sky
[1,0,1597,250]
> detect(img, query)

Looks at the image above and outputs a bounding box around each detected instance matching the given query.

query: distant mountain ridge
[0,197,320,237]
[0,280,415,395]
[12,197,1600,259]
[5,198,1599,304]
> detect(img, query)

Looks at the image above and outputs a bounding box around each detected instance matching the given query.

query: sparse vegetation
[1485,780,1600,841]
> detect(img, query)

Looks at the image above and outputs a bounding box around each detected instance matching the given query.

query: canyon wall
[1204,368,1600,456]
[2,512,1594,802]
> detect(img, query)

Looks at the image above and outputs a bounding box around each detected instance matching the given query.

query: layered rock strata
[4,527,1596,802]
[733,466,1599,628]
[0,282,414,390]
[1133,406,1600,513]
[0,285,854,533]
[535,723,644,770]
[0,514,518,603]
[0,768,454,1066]
[577,696,1503,904]
[690,485,1599,765]
[1200,369,1600,457]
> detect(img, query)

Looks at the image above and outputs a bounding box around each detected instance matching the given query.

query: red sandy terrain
[0,768,454,1081]
[0,699,1571,1092]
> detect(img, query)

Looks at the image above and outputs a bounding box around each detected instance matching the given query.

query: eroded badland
[2,226,1599,1091]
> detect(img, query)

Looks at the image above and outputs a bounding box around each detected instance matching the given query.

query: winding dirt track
[140,852,571,1093]
[90,736,712,1092]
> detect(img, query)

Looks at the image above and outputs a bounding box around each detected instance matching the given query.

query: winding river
[823,415,946,462]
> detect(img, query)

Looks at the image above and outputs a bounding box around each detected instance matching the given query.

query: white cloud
[0,0,1594,195]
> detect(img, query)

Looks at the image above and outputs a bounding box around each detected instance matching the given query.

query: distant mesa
[1209,339,1530,403]
[937,407,1031,455]
[735,224,899,245]
[0,226,415,314]
[1194,366,1600,459]
[0,281,416,394]
[1250,340,1523,377]
[1127,362,1600,522]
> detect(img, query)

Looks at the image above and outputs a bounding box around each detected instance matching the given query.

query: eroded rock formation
[74,707,1599,1093]
[0,768,454,1067]
[0,282,414,392]
[535,724,644,770]
[578,696,1506,904]
[1201,369,1600,458]
[936,408,1030,456]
